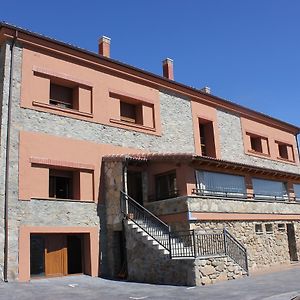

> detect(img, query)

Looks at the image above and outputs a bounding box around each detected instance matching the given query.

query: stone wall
[194,256,246,285]
[125,221,246,286]
[217,109,300,174]
[191,220,294,270]
[125,222,196,286]
[188,196,300,215]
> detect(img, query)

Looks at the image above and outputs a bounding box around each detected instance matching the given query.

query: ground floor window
[252,178,288,200]
[294,184,300,201]
[155,171,178,200]
[195,170,246,197]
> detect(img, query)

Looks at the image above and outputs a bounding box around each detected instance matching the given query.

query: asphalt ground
[1,264,300,300]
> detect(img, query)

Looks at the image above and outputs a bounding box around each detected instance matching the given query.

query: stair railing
[120,191,248,274]
[120,191,171,251]
[224,228,249,274]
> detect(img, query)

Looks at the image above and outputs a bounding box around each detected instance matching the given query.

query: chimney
[162,58,174,80]
[98,36,111,58]
[200,86,211,94]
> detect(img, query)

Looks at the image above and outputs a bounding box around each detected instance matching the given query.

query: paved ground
[1,265,300,300]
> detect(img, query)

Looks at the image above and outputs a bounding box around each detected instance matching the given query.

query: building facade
[0,22,300,285]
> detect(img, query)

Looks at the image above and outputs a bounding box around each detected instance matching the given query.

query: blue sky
[1,1,300,127]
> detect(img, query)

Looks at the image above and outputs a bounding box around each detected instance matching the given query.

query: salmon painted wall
[241,117,299,164]
[19,131,140,202]
[20,47,161,136]
[146,162,196,200]
[191,101,220,157]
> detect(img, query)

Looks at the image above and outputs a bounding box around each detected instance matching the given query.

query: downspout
[296,134,300,162]
[4,30,18,282]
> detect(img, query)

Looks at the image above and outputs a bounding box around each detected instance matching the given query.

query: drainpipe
[4,30,18,282]
[122,159,129,215]
[296,134,300,162]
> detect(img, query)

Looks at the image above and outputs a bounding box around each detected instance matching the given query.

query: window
[155,171,178,200]
[49,169,80,200]
[120,101,143,124]
[195,170,246,198]
[50,83,77,110]
[276,142,295,161]
[278,224,286,231]
[255,224,263,234]
[265,224,273,234]
[247,133,269,155]
[252,178,288,200]
[294,184,300,201]
[199,119,216,158]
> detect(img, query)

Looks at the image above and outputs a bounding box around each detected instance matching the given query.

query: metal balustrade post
[168,226,172,259]
[223,228,227,255]
[192,230,197,257]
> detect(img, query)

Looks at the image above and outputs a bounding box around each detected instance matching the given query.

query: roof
[102,152,300,179]
[0,21,299,134]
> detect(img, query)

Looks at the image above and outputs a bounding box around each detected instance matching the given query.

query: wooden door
[45,234,67,277]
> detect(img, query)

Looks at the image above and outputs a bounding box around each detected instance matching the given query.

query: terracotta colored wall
[20,47,161,136]
[241,117,299,164]
[19,131,140,202]
[18,226,99,282]
[146,162,196,200]
[191,101,220,157]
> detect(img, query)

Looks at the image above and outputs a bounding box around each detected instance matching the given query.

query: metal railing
[192,188,290,202]
[224,229,248,273]
[120,191,170,250]
[120,191,249,273]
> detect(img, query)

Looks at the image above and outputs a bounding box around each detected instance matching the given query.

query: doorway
[30,233,84,278]
[127,171,143,205]
[287,224,298,262]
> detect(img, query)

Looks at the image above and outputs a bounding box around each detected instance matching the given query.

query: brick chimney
[162,58,174,80]
[98,36,111,58]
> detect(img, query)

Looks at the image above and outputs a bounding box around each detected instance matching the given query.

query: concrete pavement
[1,264,300,300]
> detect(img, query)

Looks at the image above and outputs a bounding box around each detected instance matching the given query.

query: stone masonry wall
[217,109,300,174]
[125,222,196,286]
[194,256,246,286]
[191,220,294,271]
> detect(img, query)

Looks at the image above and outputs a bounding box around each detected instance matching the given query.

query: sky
[1,1,300,127]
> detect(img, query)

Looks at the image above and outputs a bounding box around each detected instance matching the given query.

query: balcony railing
[192,188,292,201]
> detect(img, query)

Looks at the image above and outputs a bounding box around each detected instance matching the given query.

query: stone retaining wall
[191,220,297,270]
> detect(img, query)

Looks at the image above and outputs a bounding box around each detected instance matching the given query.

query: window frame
[155,170,178,201]
[246,132,270,156]
[275,141,295,162]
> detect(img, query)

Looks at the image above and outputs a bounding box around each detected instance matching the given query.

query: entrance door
[45,234,67,277]
[67,235,83,274]
[287,224,298,261]
[127,171,143,205]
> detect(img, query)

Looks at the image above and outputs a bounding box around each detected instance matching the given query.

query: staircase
[120,191,249,274]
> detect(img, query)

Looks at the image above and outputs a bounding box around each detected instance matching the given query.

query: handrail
[120,191,169,228]
[120,191,170,251]
[120,191,248,273]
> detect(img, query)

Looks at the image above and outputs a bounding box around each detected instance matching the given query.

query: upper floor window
[50,83,76,109]
[155,171,178,200]
[246,133,269,156]
[252,178,288,201]
[49,169,79,200]
[276,141,295,162]
[199,119,216,158]
[120,101,143,125]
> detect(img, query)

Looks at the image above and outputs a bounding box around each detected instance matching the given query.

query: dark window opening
[30,235,45,277]
[67,236,83,274]
[265,224,273,234]
[250,136,263,153]
[155,171,178,200]
[255,224,263,234]
[120,101,143,125]
[199,119,216,158]
[49,170,74,199]
[50,83,75,109]
[278,144,289,159]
